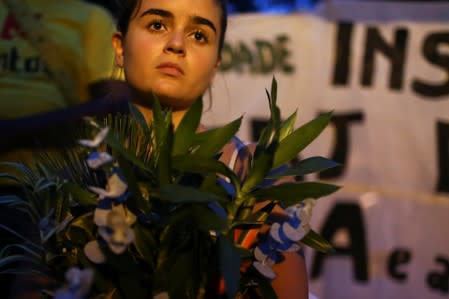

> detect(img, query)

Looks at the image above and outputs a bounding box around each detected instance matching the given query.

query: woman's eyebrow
[139,8,173,19]
[190,16,217,34]
[138,9,217,34]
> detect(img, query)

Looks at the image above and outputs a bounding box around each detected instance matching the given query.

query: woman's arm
[271,241,309,299]
[0,83,130,151]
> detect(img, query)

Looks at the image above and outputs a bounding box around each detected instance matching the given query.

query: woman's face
[113,0,222,110]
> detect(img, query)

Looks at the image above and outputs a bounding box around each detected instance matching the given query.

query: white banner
[205,2,449,298]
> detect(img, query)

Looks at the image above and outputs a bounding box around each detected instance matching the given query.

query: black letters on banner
[251,118,269,142]
[387,248,412,282]
[333,22,354,86]
[413,33,449,98]
[426,256,449,293]
[219,35,294,74]
[362,27,408,90]
[436,121,449,193]
[311,202,368,282]
[319,112,364,179]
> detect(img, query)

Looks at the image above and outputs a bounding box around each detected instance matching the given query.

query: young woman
[111,0,309,298]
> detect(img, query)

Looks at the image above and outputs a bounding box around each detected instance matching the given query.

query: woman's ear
[210,56,221,81]
[112,32,125,68]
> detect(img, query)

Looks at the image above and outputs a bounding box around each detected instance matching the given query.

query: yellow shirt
[0,0,116,183]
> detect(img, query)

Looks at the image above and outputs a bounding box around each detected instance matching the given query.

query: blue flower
[86,151,113,169]
[253,199,315,279]
[54,267,94,299]
[39,209,74,242]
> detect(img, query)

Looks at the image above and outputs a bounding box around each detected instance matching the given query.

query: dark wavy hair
[114,0,228,55]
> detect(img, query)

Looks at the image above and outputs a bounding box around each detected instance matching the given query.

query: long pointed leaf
[242,143,276,194]
[0,195,23,205]
[269,156,340,178]
[252,182,340,207]
[0,244,42,259]
[116,155,151,215]
[273,112,332,168]
[302,229,334,253]
[128,102,151,136]
[193,117,242,157]
[0,255,40,268]
[172,154,240,189]
[63,183,98,206]
[279,110,297,141]
[173,98,202,156]
[157,184,226,204]
[219,236,240,298]
[0,224,42,252]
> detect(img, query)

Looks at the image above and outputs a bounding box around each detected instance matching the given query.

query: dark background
[85,0,449,17]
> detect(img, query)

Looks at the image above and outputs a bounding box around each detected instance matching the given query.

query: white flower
[78,127,109,148]
[253,260,277,280]
[86,151,113,169]
[85,205,137,263]
[88,172,128,199]
[97,205,136,254]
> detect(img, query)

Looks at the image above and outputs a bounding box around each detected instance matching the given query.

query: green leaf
[157,184,226,204]
[0,254,39,268]
[151,93,166,144]
[0,195,22,205]
[115,155,151,215]
[128,102,151,136]
[0,243,42,259]
[156,125,173,186]
[105,133,152,172]
[166,249,196,298]
[0,224,42,252]
[117,274,149,299]
[238,201,277,225]
[173,98,202,156]
[242,143,276,194]
[269,156,340,178]
[229,221,264,231]
[235,246,253,259]
[279,110,297,141]
[68,212,95,241]
[252,182,340,207]
[302,229,334,253]
[133,224,156,267]
[193,116,242,157]
[192,205,227,232]
[0,173,21,184]
[200,174,232,199]
[63,183,97,206]
[172,154,240,188]
[218,235,240,298]
[270,76,278,105]
[251,268,277,299]
[273,112,332,168]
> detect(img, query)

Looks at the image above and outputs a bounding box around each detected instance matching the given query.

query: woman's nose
[164,31,185,55]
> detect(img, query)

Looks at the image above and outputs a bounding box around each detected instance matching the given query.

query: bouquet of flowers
[0,79,339,299]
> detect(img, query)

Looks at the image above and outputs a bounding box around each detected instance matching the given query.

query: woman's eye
[148,20,164,31]
[193,30,208,43]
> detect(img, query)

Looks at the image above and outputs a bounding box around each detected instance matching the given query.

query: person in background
[0,0,129,297]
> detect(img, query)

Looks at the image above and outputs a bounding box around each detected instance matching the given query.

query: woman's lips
[156,62,184,77]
